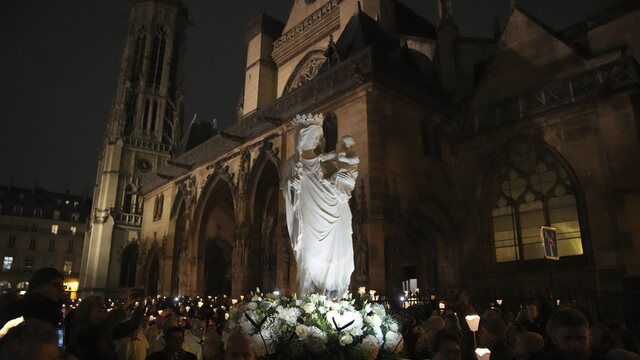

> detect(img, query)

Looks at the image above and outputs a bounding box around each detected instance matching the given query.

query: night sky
[0,0,616,195]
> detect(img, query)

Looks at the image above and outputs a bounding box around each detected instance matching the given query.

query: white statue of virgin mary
[282,114,359,297]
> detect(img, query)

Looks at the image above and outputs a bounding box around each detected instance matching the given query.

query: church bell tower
[80,0,188,296]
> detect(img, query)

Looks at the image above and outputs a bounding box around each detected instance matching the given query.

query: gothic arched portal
[250,157,280,292]
[193,177,235,296]
[119,243,138,287]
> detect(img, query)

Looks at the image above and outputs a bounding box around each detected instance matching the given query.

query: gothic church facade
[81,0,640,299]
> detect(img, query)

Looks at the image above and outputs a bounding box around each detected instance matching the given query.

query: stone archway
[192,177,236,296]
[249,158,280,292]
[146,251,160,296]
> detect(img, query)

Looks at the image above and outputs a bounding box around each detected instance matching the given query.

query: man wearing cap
[1,267,65,328]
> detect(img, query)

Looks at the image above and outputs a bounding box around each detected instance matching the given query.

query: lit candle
[475,348,491,360]
[496,299,503,306]
[465,315,481,332]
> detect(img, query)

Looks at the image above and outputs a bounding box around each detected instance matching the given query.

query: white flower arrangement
[223,290,404,359]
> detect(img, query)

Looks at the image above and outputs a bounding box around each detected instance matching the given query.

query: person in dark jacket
[68,289,145,360]
[0,267,65,328]
[543,308,605,360]
[478,318,516,360]
[146,327,197,360]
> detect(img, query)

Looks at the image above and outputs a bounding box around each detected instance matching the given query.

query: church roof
[181,116,218,153]
[333,7,399,59]
[470,5,589,108]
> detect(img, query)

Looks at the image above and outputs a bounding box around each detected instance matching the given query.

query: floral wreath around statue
[222,289,404,360]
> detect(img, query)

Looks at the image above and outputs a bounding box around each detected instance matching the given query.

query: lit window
[33,208,43,218]
[63,260,73,275]
[53,210,60,220]
[16,281,28,289]
[65,200,70,205]
[71,213,80,222]
[2,256,13,271]
[48,238,56,251]
[73,201,79,208]
[486,139,584,263]
[51,224,58,234]
[8,235,16,248]
[70,226,77,235]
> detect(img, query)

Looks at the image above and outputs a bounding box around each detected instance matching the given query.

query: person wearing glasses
[0,267,66,328]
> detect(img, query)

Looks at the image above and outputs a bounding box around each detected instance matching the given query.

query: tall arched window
[486,138,584,263]
[123,185,137,213]
[129,27,146,82]
[120,243,138,287]
[147,27,167,91]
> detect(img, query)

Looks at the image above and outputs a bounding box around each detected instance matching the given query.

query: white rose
[372,303,386,317]
[251,295,262,302]
[384,331,404,352]
[246,302,258,310]
[295,325,309,340]
[318,306,326,314]
[388,321,399,332]
[339,333,353,346]
[365,314,382,328]
[308,326,328,342]
[301,302,316,314]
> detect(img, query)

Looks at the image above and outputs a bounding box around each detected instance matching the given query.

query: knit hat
[27,267,64,291]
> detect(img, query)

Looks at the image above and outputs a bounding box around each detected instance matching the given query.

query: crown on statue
[293,113,324,128]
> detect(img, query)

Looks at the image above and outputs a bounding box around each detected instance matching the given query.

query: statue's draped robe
[283,154,354,297]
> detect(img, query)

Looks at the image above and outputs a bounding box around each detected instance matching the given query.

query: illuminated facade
[86,0,640,298]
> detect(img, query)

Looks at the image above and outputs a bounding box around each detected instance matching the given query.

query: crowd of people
[0,267,255,360]
[402,292,640,360]
[0,267,639,360]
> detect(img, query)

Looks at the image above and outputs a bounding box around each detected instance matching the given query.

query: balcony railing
[122,136,171,153]
[470,56,639,133]
[116,213,142,227]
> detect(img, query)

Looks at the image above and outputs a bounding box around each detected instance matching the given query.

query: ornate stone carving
[273,0,341,52]
[285,52,327,93]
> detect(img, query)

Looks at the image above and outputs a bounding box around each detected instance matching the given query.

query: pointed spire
[357,1,362,14]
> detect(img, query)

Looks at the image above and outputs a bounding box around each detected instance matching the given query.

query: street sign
[540,226,559,260]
